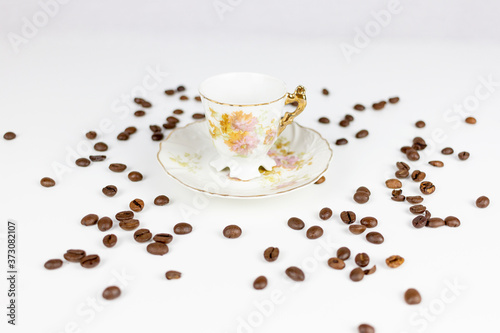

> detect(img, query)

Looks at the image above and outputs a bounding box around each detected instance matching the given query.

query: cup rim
[198,72,287,107]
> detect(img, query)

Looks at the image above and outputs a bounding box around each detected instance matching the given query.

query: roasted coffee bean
[134,228,152,243]
[318,117,330,124]
[154,195,170,206]
[85,131,97,139]
[40,177,56,187]
[349,225,366,235]
[163,122,176,129]
[134,97,145,105]
[445,216,461,227]
[103,234,117,248]
[350,267,364,282]
[119,219,140,231]
[411,170,426,182]
[420,181,435,195]
[366,232,384,244]
[166,271,182,280]
[385,179,402,189]
[401,146,412,153]
[124,126,137,135]
[94,142,108,152]
[166,116,180,123]
[253,276,267,289]
[339,119,350,127]
[76,158,91,167]
[355,253,370,267]
[372,102,385,110]
[150,125,162,133]
[429,160,444,167]
[319,207,333,220]
[306,226,324,239]
[315,176,326,184]
[134,110,146,117]
[412,137,427,150]
[441,147,454,155]
[354,104,365,111]
[128,171,143,182]
[405,288,422,305]
[177,85,186,92]
[44,259,63,270]
[80,255,100,268]
[407,196,423,204]
[357,186,371,195]
[285,266,305,281]
[392,195,405,202]
[337,247,351,260]
[64,249,86,262]
[89,155,106,162]
[102,185,117,197]
[173,109,184,115]
[412,215,427,228]
[152,133,164,141]
[129,199,145,212]
[192,113,205,119]
[427,217,445,228]
[340,211,356,224]
[410,204,427,214]
[223,225,242,239]
[194,96,201,102]
[358,323,375,333]
[165,89,175,95]
[458,151,470,160]
[465,116,476,124]
[345,114,354,121]
[360,217,378,228]
[425,210,432,220]
[395,169,409,179]
[153,233,173,244]
[109,163,126,172]
[355,130,369,138]
[115,211,134,221]
[406,148,420,161]
[142,101,152,108]
[174,222,192,235]
[364,265,377,275]
[81,214,98,226]
[388,96,400,103]
[392,189,402,196]
[102,286,121,300]
[386,255,404,268]
[396,161,410,171]
[263,247,279,262]
[147,242,169,255]
[117,132,129,141]
[354,191,369,204]
[476,196,490,208]
[97,217,113,232]
[327,257,345,270]
[287,217,305,230]
[335,138,348,145]
[322,88,329,95]
[415,120,426,128]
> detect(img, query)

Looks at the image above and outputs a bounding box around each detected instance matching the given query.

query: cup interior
[199,72,286,105]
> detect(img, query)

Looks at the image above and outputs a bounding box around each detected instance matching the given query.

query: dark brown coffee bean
[150,125,162,133]
[285,266,305,281]
[386,255,405,268]
[115,211,134,221]
[264,247,279,262]
[412,137,427,150]
[385,179,402,189]
[339,119,350,127]
[349,225,366,235]
[76,158,91,167]
[102,286,121,300]
[173,109,184,114]
[441,147,454,155]
[335,138,348,145]
[392,189,402,196]
[129,199,144,212]
[64,249,86,262]
[372,102,385,110]
[354,104,365,111]
[141,101,152,108]
[358,323,375,333]
[411,170,426,182]
[174,222,192,235]
[102,185,117,197]
[476,196,490,208]
[355,130,368,138]
[152,133,164,141]
[124,126,137,135]
[287,217,305,230]
[40,177,56,187]
[357,186,371,195]
[427,217,445,228]
[395,169,409,179]
[405,288,422,305]
[388,96,400,103]
[134,228,152,243]
[410,204,427,215]
[322,88,329,95]
[97,217,113,232]
[176,85,186,92]
[128,171,143,182]
[306,226,323,239]
[109,163,126,172]
[396,161,410,171]
[166,116,180,124]
[85,131,97,139]
[318,117,330,124]
[458,151,470,160]
[340,211,356,224]
[253,276,267,289]
[345,114,354,122]
[407,196,423,204]
[94,142,108,152]
[415,120,426,128]
[134,97,145,104]
[103,234,117,248]
[44,259,63,270]
[420,181,435,195]
[80,255,100,268]
[327,257,345,270]
[319,207,333,220]
[364,265,377,275]
[337,247,351,260]
[89,155,106,162]
[315,176,326,184]
[360,217,378,228]
[194,96,201,102]
[406,148,420,161]
[445,216,461,227]
[223,225,242,239]
[117,132,129,141]
[400,146,412,153]
[366,231,384,244]
[119,219,140,231]
[166,271,182,280]
[153,233,173,244]
[154,195,170,206]
[163,122,176,129]
[392,195,405,202]
[134,110,146,117]
[354,191,369,204]
[192,113,205,119]
[465,116,476,124]
[147,242,169,255]
[165,89,175,95]
[81,214,98,226]
[350,267,364,282]
[429,160,444,167]
[412,215,427,228]
[355,253,370,267]
[425,210,431,220]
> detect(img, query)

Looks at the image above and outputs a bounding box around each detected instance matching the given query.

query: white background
[1,1,500,332]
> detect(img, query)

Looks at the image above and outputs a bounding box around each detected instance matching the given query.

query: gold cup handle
[278,85,307,136]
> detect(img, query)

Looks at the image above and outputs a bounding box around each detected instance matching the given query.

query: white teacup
[199,72,307,180]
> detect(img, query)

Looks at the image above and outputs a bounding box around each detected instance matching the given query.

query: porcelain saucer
[157,121,333,198]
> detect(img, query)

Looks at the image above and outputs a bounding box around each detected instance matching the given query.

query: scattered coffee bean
[410,204,427,214]
[327,257,345,270]
[386,255,404,268]
[411,170,426,182]
[315,176,326,184]
[40,177,56,187]
[318,117,330,124]
[360,217,378,228]
[406,148,420,161]
[392,195,405,202]
[264,247,279,262]
[335,248,350,261]
[355,253,370,267]
[147,242,169,255]
[102,185,117,197]
[357,186,371,195]
[372,102,385,110]
[64,249,86,262]
[134,97,145,105]
[395,169,409,179]
[476,196,490,208]
[354,191,369,204]
[153,233,173,244]
[165,89,175,95]
[322,88,329,95]
[287,217,305,230]
[427,217,445,228]
[420,181,435,195]
[103,234,117,248]
[339,119,350,127]
[194,96,201,102]
[441,147,454,155]
[94,142,108,152]
[102,286,121,300]
[109,163,126,172]
[223,225,242,239]
[81,214,98,226]
[134,110,146,117]
[429,160,444,167]
[445,216,461,227]
[134,228,152,243]
[388,96,400,103]
[358,323,375,333]
[285,266,305,281]
[76,158,91,167]
[89,155,106,162]
[396,161,410,171]
[355,130,369,138]
[117,132,129,141]
[119,219,140,231]
[400,146,412,153]
[412,215,427,228]
[385,179,402,189]
[128,171,143,182]
[174,222,192,235]
[364,265,377,275]
[354,104,365,111]
[85,131,97,139]
[392,189,402,196]
[405,288,422,305]
[152,133,164,141]
[44,259,63,270]
[154,195,170,206]
[345,114,354,122]
[115,211,134,221]
[350,267,364,282]
[340,211,356,224]
[306,226,324,239]
[415,120,425,128]
[124,126,137,135]
[253,276,268,290]
[80,255,100,268]
[349,225,366,235]
[366,231,384,244]
[150,125,162,133]
[406,196,423,204]
[192,113,205,119]
[177,85,186,92]
[166,271,182,280]
[167,116,180,123]
[163,122,176,129]
[97,217,113,232]
[319,207,333,220]
[173,109,184,115]
[142,101,152,108]
[129,199,145,212]
[458,151,470,160]
[335,138,348,145]
[465,117,476,124]
[412,137,427,150]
